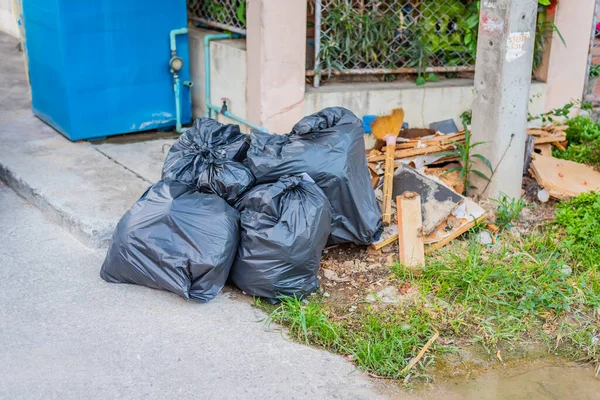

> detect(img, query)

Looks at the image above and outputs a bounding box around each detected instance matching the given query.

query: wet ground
[377,359,599,399]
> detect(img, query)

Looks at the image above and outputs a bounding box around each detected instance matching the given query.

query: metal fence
[187,0,247,35]
[309,0,479,87]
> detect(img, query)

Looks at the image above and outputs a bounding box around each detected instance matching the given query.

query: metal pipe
[313,0,322,88]
[174,76,182,132]
[170,27,188,52]
[170,27,189,132]
[189,16,247,35]
[207,104,267,132]
[204,34,232,118]
[203,33,267,132]
[305,65,475,76]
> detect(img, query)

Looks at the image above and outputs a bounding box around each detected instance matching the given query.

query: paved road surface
[0,184,383,399]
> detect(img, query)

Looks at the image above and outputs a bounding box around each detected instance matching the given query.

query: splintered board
[393,164,463,234]
[530,155,600,200]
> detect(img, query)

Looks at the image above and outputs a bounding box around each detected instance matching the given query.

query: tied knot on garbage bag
[162,118,254,204]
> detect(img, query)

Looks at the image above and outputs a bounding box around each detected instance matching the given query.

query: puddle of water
[379,360,599,400]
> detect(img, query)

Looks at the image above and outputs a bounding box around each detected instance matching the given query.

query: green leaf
[538,0,551,5]
[442,166,462,176]
[415,76,426,86]
[427,73,440,82]
[472,154,493,172]
[464,32,472,45]
[472,169,491,181]
[550,22,566,47]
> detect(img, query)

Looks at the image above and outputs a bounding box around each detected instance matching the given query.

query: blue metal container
[22,0,192,141]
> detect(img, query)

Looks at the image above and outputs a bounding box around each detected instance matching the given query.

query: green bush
[553,116,600,168]
[565,116,600,145]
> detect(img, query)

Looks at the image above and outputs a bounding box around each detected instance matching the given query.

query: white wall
[0,0,19,38]
[188,27,248,131]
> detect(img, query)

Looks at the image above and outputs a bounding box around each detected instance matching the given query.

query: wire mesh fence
[187,0,247,35]
[308,0,480,86]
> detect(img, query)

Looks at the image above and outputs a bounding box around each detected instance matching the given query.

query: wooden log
[397,192,425,271]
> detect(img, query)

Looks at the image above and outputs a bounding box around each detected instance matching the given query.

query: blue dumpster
[22,0,192,141]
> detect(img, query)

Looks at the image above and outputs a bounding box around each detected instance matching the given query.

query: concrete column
[470,0,538,199]
[246,0,307,133]
[544,0,596,110]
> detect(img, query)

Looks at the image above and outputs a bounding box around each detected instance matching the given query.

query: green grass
[492,193,529,230]
[553,116,600,169]
[264,296,439,380]
[259,192,600,382]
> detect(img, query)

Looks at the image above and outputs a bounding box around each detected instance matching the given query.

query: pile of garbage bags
[100,107,382,303]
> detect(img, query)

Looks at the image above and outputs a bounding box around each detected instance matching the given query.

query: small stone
[349,305,357,311]
[537,189,550,203]
[382,245,394,253]
[385,255,395,266]
[322,268,337,280]
[507,226,521,238]
[366,257,376,262]
[560,264,572,276]
[343,261,354,269]
[368,263,383,269]
[476,231,493,245]
[323,291,330,298]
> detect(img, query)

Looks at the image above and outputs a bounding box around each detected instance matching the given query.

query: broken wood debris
[530,155,600,200]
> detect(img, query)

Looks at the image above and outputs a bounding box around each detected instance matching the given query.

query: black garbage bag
[100,180,240,302]
[230,174,331,303]
[162,118,254,203]
[246,107,382,245]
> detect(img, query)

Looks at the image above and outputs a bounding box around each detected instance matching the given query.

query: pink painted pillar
[246,0,307,133]
[544,0,596,111]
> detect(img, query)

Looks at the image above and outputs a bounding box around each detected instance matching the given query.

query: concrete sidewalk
[0,33,175,248]
[0,184,384,399]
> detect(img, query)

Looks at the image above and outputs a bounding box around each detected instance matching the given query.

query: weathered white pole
[470,0,538,199]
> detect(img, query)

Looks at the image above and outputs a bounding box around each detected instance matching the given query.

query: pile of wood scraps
[527,124,600,200]
[527,125,568,156]
[370,164,487,264]
[366,131,465,189]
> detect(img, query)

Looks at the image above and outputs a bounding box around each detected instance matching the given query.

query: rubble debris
[393,164,463,234]
[397,192,425,270]
[366,131,465,164]
[476,231,493,245]
[424,199,487,253]
[423,166,464,195]
[530,155,600,200]
[370,225,399,250]
[399,128,435,139]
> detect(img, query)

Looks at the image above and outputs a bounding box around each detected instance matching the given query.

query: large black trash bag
[246,107,382,245]
[162,118,254,203]
[230,174,331,303]
[100,180,240,302]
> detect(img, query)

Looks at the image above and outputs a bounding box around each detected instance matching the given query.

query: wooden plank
[368,143,457,162]
[425,215,487,253]
[535,143,552,157]
[535,135,566,144]
[530,155,600,200]
[397,193,425,270]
